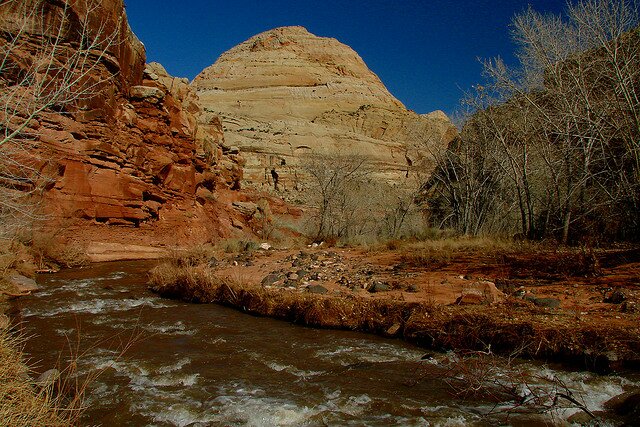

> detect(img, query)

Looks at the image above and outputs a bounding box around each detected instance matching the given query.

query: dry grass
[148,263,221,303]
[0,318,144,427]
[30,234,88,269]
[0,240,37,278]
[148,259,426,333]
[411,348,598,423]
[396,236,527,269]
[0,328,72,427]
[148,250,639,371]
[167,245,216,268]
[216,238,261,254]
[405,235,528,254]
[396,236,601,279]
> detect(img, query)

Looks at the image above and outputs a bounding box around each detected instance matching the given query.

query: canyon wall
[1,6,457,252]
[0,0,246,249]
[193,26,457,194]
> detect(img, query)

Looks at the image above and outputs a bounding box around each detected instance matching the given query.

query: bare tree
[424,0,640,242]
[301,152,426,242]
[301,153,371,241]
[0,0,121,238]
[512,0,638,242]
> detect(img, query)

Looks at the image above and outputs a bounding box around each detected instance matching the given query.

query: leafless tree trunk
[425,0,639,242]
[301,153,369,240]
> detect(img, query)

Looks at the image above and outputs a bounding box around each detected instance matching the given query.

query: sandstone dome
[192,26,457,192]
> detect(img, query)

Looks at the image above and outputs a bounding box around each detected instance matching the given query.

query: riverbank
[0,244,75,426]
[0,325,73,426]
[149,242,640,372]
[18,258,638,425]
[0,247,63,425]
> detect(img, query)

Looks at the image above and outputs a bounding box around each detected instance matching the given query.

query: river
[11,260,638,426]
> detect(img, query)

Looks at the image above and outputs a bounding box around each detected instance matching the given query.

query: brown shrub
[148,263,220,303]
[167,245,215,268]
[30,234,88,269]
[217,239,261,254]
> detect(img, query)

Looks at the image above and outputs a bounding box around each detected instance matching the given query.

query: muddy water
[11,261,638,426]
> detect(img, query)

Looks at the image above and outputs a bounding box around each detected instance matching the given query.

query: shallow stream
[11,261,639,426]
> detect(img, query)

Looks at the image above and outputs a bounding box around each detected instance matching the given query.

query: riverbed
[11,261,638,426]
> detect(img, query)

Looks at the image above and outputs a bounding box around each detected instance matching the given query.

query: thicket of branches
[0,0,120,239]
[301,153,423,243]
[422,0,640,243]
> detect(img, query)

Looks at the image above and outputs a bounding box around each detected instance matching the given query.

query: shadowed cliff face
[193,26,458,193]
[0,0,245,248]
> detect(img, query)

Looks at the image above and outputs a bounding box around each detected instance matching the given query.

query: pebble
[307,285,329,294]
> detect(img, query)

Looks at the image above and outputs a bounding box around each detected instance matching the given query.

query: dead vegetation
[0,316,144,427]
[404,304,640,372]
[28,233,89,270]
[149,245,640,372]
[0,327,75,427]
[149,257,425,332]
[413,349,600,424]
[396,236,603,280]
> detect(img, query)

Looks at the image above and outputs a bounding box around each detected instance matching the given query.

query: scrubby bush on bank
[149,253,639,371]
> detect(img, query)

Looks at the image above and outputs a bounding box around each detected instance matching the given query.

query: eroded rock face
[38,61,246,245]
[193,26,457,192]
[0,0,245,247]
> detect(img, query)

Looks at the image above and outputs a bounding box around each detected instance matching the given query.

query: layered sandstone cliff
[0,0,245,250]
[193,26,457,192]
[1,6,457,252]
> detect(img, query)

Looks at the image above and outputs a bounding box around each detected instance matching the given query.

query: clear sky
[123,0,566,116]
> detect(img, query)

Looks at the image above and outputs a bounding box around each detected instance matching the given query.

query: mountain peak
[193,26,399,106]
[192,27,456,193]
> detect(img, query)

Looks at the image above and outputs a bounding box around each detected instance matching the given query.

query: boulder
[261,274,280,287]
[368,281,390,293]
[604,391,640,420]
[526,296,561,309]
[456,281,504,305]
[386,323,402,336]
[604,290,626,304]
[8,274,40,293]
[35,369,60,388]
[129,85,166,101]
[232,201,258,216]
[307,285,329,294]
[455,292,486,305]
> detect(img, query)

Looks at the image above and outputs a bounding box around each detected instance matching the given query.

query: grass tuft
[0,327,72,426]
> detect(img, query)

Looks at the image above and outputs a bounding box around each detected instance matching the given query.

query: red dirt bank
[150,245,640,372]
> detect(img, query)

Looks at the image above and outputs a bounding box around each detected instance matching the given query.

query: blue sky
[123,1,566,116]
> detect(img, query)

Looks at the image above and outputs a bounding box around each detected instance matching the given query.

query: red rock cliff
[0,0,245,250]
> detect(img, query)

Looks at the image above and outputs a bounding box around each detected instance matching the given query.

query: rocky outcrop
[0,0,145,117]
[0,0,245,247]
[193,26,457,193]
[37,61,246,245]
